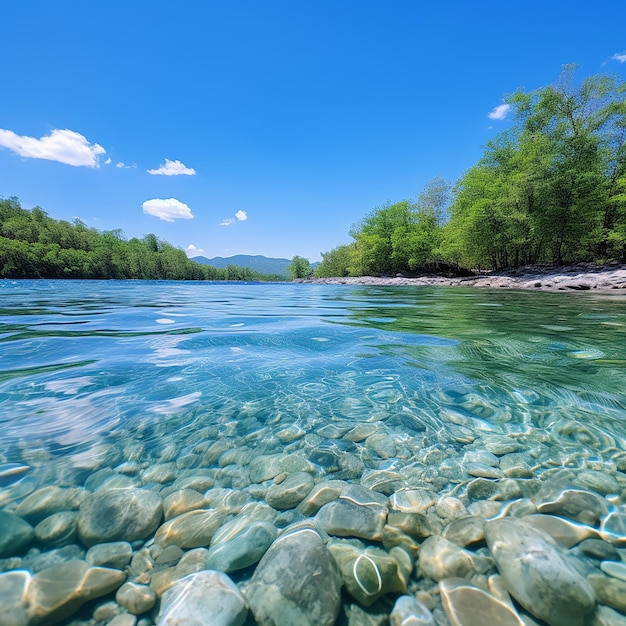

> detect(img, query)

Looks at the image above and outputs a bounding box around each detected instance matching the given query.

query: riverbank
[301,262,626,291]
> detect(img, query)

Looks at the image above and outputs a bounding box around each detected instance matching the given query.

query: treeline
[0,198,279,281]
[316,67,626,277]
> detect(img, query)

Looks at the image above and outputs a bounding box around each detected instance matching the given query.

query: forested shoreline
[2,68,625,282]
[315,67,626,278]
[0,197,281,281]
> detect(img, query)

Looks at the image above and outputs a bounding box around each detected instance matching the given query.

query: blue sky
[1,1,625,262]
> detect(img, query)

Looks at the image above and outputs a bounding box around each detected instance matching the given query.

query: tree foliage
[318,68,626,275]
[287,255,313,279]
[0,197,279,281]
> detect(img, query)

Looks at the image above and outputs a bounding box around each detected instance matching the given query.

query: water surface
[1,280,625,466]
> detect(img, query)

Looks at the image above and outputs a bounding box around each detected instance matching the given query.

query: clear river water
[0,279,625,625]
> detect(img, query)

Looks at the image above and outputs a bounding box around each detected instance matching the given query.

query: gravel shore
[301,263,626,291]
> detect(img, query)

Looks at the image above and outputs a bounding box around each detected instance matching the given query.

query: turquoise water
[1,279,626,624]
[1,280,625,464]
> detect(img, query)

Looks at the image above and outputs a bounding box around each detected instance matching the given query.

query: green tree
[314,244,357,277]
[287,255,313,279]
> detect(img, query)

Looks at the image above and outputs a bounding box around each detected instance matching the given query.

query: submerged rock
[265,471,314,510]
[77,488,163,547]
[116,581,156,615]
[418,535,474,582]
[439,578,525,626]
[154,509,226,549]
[485,518,596,626]
[157,570,247,626]
[206,518,277,573]
[315,484,388,541]
[390,595,435,626]
[245,527,342,626]
[0,511,34,557]
[328,541,409,607]
[28,559,125,624]
[533,483,608,525]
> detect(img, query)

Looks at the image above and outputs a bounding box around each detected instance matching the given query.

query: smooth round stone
[25,544,85,574]
[28,560,126,625]
[246,528,342,626]
[204,487,251,514]
[266,472,315,510]
[442,516,486,547]
[463,449,500,467]
[86,541,133,569]
[439,578,525,626]
[248,453,314,483]
[588,574,626,613]
[315,485,388,541]
[574,471,620,496]
[481,436,523,455]
[418,536,474,582]
[14,486,86,523]
[206,520,277,573]
[34,511,78,548]
[0,510,34,557]
[578,538,620,561]
[77,488,163,547]
[276,425,306,443]
[365,434,397,459]
[0,569,31,625]
[154,509,227,549]
[382,525,420,556]
[389,489,437,513]
[484,518,596,626]
[601,560,626,582]
[499,453,533,478]
[157,570,247,626]
[524,514,598,548]
[534,483,608,525]
[467,500,503,518]
[344,423,380,442]
[386,511,433,539]
[390,595,435,626]
[116,581,157,615]
[296,480,345,516]
[327,541,408,607]
[171,473,215,493]
[466,478,499,502]
[360,469,403,494]
[162,489,207,520]
[435,496,468,520]
[154,545,184,567]
[140,462,177,485]
[465,462,503,479]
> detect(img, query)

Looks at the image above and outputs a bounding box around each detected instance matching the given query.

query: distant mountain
[191,254,292,276]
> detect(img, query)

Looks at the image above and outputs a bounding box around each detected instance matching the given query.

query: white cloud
[0,128,105,167]
[186,244,205,257]
[142,198,194,222]
[104,157,112,165]
[488,104,511,120]
[220,210,248,226]
[612,52,626,63]
[116,161,137,169]
[147,158,196,176]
